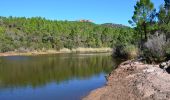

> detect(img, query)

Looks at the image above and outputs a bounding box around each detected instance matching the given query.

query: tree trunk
[143,22,147,41]
[140,32,143,50]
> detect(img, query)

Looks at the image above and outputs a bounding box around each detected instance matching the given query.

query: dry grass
[0,48,113,57]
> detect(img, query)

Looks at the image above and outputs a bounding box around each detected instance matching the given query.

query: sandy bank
[84,60,170,100]
[0,48,112,57]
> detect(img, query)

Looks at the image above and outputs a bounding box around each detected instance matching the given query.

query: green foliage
[158,4,170,33]
[0,16,134,52]
[124,45,139,59]
[112,28,137,59]
[166,47,170,55]
[165,0,170,10]
[165,44,170,59]
[113,43,138,59]
[129,0,170,62]
[129,0,157,41]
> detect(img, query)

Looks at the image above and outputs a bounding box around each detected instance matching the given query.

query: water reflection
[0,53,119,100]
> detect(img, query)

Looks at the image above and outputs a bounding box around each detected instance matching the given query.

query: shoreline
[0,48,113,57]
[83,60,170,100]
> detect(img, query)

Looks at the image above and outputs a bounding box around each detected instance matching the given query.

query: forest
[0,16,134,52]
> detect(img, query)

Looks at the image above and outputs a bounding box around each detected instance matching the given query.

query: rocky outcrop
[83,60,170,100]
[160,60,170,73]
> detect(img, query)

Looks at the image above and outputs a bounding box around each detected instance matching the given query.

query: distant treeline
[0,16,135,52]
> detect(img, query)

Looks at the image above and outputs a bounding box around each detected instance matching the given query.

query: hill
[101,23,130,29]
[0,16,134,52]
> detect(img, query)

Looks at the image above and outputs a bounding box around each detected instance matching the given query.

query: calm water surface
[0,53,119,100]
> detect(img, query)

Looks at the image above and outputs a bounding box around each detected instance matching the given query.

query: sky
[0,0,164,26]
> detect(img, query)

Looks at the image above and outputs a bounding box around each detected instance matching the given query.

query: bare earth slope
[83,61,170,100]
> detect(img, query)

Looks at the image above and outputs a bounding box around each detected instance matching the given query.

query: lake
[0,53,119,100]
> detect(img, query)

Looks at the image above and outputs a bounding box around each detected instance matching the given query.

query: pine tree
[129,0,156,40]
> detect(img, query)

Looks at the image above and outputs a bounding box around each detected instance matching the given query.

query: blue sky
[0,0,164,26]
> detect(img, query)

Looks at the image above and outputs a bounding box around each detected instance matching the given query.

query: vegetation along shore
[0,16,133,54]
[0,48,112,56]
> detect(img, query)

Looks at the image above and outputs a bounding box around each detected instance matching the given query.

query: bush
[143,32,169,62]
[113,43,126,58]
[124,45,139,59]
[0,44,15,52]
[165,44,170,60]
[113,43,138,59]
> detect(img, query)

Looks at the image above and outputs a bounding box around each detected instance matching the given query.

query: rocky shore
[84,60,170,100]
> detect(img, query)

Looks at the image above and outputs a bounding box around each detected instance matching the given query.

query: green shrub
[165,44,170,59]
[113,43,138,59]
[0,44,15,52]
[124,45,138,59]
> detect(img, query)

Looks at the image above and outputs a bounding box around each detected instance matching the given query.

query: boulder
[159,60,170,73]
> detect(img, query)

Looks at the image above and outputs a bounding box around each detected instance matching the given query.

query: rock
[143,67,155,73]
[160,62,167,69]
[159,60,170,70]
[159,60,170,72]
[84,61,170,100]
[167,60,170,66]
